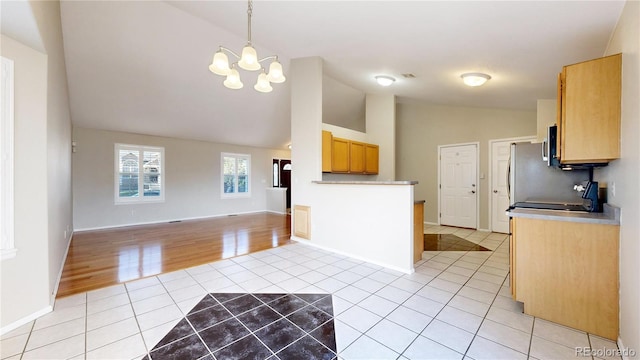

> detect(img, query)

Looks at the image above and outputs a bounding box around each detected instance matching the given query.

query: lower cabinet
[512,217,619,340]
[413,201,425,263]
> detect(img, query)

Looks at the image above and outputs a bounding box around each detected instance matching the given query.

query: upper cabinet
[322,131,333,172]
[322,131,379,175]
[557,54,621,164]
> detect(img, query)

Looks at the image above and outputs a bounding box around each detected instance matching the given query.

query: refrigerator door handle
[507,156,511,203]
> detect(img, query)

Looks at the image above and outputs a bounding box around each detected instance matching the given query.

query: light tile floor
[1,226,621,360]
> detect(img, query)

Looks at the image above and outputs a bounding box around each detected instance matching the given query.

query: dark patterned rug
[424,234,490,251]
[143,293,336,360]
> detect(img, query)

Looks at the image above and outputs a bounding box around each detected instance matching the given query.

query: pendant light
[208,0,285,92]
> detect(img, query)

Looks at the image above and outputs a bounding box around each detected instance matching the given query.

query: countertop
[313,180,418,185]
[507,203,620,225]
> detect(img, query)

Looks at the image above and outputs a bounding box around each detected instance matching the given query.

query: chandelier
[208,0,286,93]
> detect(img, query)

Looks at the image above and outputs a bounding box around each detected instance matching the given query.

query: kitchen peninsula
[301,180,420,273]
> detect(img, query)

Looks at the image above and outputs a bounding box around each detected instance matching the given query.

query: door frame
[487,136,536,232]
[437,142,480,229]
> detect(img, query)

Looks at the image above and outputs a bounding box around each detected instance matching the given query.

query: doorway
[489,136,535,233]
[438,143,478,229]
[272,159,291,210]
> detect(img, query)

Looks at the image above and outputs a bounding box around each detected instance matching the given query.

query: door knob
[471,184,476,187]
[493,190,498,193]
[471,190,476,194]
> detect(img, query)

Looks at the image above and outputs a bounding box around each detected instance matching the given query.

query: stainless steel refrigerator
[509,142,590,210]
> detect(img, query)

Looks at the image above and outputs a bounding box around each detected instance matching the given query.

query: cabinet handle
[471,190,476,194]
[493,190,498,193]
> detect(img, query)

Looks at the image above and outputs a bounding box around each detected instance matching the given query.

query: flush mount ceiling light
[208,0,285,93]
[375,75,396,87]
[461,73,491,87]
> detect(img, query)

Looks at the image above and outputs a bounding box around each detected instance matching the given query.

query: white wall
[27,0,74,303]
[396,102,536,228]
[73,127,290,230]
[366,94,396,181]
[322,75,366,132]
[1,0,73,331]
[0,35,51,329]
[291,57,413,272]
[598,0,639,354]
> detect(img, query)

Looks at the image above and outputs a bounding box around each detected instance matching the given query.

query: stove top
[511,201,587,212]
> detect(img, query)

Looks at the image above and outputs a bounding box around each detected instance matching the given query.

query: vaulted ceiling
[58,1,625,149]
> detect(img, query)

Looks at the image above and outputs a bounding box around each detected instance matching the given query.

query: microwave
[543,125,560,167]
[544,125,608,169]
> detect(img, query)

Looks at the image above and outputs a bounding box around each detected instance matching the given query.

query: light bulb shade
[266,60,286,83]
[461,73,491,87]
[254,72,273,93]
[375,75,395,87]
[223,67,243,89]
[209,50,231,76]
[238,45,261,71]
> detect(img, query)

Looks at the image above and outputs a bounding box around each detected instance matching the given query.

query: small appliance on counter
[573,168,601,212]
[508,141,603,213]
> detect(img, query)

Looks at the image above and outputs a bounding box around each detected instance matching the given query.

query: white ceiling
[58,1,625,149]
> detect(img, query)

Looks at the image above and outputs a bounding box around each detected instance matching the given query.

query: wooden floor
[57,212,292,298]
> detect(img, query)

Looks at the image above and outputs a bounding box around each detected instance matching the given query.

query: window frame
[114,143,165,204]
[1,56,16,260]
[221,152,251,198]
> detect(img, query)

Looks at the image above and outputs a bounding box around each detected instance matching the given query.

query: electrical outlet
[64,230,67,239]
[611,182,616,197]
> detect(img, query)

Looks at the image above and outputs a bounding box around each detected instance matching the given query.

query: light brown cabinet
[512,217,619,340]
[322,131,379,174]
[349,141,366,173]
[331,137,350,173]
[557,54,621,164]
[322,131,332,172]
[365,144,379,174]
[413,201,425,263]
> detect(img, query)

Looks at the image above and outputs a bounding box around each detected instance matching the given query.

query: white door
[490,141,511,233]
[440,144,477,228]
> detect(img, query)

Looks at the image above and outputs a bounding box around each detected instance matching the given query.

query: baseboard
[618,337,636,360]
[1,305,52,336]
[424,221,439,226]
[51,230,74,303]
[74,210,271,232]
[478,228,491,232]
[266,210,287,215]
[290,236,414,275]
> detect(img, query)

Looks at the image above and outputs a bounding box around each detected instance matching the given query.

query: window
[222,153,250,198]
[1,56,15,260]
[115,144,164,203]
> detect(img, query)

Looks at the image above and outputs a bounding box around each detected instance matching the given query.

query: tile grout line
[395,232,507,358]
[17,316,36,360]
[459,241,515,358]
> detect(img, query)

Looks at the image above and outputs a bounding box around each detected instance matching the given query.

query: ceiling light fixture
[375,75,396,87]
[208,0,285,93]
[461,73,491,87]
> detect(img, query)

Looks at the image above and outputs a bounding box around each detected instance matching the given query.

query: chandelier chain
[247,0,253,45]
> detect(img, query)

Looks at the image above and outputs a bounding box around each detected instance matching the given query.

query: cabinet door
[322,131,332,172]
[365,144,379,174]
[331,137,350,173]
[509,217,515,300]
[513,217,619,340]
[561,54,621,163]
[349,141,366,174]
